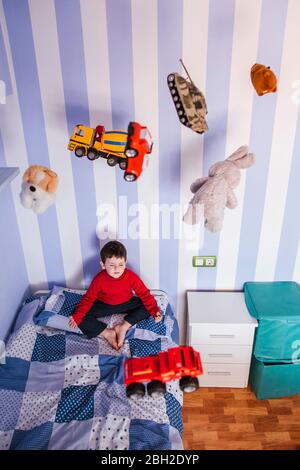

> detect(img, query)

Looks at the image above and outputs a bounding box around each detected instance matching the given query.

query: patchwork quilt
[0,288,183,450]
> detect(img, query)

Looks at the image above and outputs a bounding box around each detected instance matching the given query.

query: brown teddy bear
[251,63,277,96]
[183,146,256,232]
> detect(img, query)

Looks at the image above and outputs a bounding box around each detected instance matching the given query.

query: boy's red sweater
[72,268,160,326]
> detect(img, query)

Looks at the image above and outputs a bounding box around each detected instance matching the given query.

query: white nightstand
[187,291,257,388]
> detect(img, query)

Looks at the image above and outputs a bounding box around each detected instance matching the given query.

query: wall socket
[193,256,217,267]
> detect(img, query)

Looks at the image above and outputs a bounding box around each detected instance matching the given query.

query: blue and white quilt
[0,287,183,450]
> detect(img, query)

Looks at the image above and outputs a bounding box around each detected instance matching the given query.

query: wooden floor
[183,387,300,450]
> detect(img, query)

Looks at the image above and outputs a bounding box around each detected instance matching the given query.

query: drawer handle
[208,354,233,358]
[207,371,231,376]
[209,334,235,339]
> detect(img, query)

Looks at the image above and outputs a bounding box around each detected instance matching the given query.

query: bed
[0,286,183,450]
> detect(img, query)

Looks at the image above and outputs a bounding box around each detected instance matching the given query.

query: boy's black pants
[77,296,150,339]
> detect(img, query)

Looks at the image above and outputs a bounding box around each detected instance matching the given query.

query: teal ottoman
[244,281,300,362]
[250,356,300,399]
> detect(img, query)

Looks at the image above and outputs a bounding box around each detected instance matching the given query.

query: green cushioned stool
[244,281,300,362]
[250,356,300,399]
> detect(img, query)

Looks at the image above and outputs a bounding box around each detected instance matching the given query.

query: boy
[69,240,162,350]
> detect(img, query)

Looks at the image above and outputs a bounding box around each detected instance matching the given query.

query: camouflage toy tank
[167,60,208,134]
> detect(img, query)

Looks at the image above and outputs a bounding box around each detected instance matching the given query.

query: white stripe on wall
[29,0,84,288]
[255,0,300,281]
[177,0,209,343]
[0,1,47,291]
[292,241,300,282]
[216,0,262,289]
[80,0,118,242]
[131,0,159,288]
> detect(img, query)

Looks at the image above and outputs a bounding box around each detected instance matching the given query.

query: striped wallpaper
[1,0,300,341]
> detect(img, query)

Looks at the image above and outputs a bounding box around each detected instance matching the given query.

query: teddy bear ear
[227,146,249,162]
[45,169,57,179]
[234,153,256,169]
[46,176,58,193]
[23,166,36,182]
[43,169,58,193]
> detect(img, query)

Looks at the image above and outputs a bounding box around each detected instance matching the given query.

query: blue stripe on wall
[235,0,288,289]
[275,112,300,280]
[3,0,65,289]
[197,0,235,290]
[106,0,140,276]
[55,0,99,286]
[158,0,183,313]
[0,20,12,95]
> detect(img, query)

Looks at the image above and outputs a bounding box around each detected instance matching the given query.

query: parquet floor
[183,387,300,450]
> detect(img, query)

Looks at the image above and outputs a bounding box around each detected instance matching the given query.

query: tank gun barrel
[179,59,194,85]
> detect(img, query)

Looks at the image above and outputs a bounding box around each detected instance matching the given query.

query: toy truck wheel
[125,148,138,158]
[179,376,199,393]
[124,172,137,182]
[107,156,117,167]
[147,380,166,398]
[119,160,127,170]
[87,149,98,160]
[126,382,145,400]
[75,147,85,157]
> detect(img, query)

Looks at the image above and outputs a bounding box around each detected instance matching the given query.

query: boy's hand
[68,316,77,329]
[154,312,163,323]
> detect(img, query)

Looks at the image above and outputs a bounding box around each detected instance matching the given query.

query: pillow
[12,294,49,333]
[33,286,86,334]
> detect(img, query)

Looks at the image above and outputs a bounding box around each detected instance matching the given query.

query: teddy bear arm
[190,177,209,194]
[183,193,204,225]
[200,187,226,232]
[203,202,225,232]
[226,188,237,209]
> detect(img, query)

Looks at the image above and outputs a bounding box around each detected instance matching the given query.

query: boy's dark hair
[100,241,127,263]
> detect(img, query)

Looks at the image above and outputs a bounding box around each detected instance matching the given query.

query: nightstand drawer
[189,324,255,346]
[192,344,253,364]
[199,363,250,388]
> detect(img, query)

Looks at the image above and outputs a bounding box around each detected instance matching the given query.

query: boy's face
[101,256,126,278]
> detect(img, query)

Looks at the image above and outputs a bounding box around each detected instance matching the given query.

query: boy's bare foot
[114,321,131,349]
[154,312,163,323]
[99,328,119,350]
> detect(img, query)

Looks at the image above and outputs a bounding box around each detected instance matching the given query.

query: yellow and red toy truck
[124,346,203,399]
[67,124,128,169]
[67,122,154,182]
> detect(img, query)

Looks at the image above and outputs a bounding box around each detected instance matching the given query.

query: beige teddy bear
[20,165,59,214]
[183,146,256,232]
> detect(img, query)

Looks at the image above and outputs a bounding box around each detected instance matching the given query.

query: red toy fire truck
[124,346,203,399]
